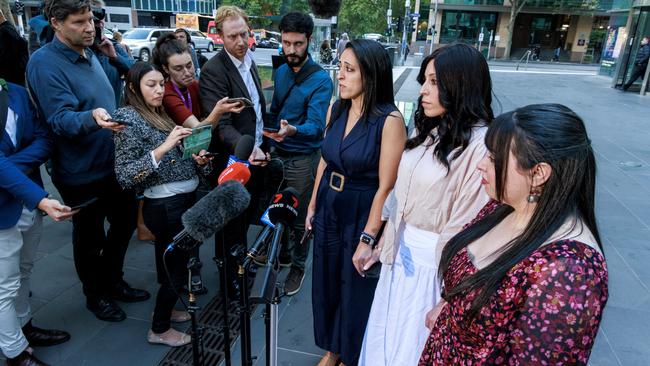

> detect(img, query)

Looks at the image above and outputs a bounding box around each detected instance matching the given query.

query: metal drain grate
[158,295,245,366]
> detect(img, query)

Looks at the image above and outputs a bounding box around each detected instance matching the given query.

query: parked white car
[122,28,174,62]
[186,29,214,52]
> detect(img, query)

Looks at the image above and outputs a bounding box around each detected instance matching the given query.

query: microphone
[244,187,299,266]
[227,134,255,167]
[217,161,251,185]
[308,0,342,17]
[170,180,251,251]
[267,187,299,227]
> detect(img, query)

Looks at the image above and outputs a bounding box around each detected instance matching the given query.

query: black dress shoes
[109,280,150,303]
[86,298,126,322]
[22,320,70,347]
[6,350,48,366]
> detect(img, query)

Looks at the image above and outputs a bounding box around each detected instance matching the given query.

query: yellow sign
[176,13,199,30]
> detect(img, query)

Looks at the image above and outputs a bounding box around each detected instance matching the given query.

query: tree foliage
[337,0,399,37]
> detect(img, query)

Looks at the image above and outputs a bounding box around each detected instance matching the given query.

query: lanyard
[172,83,192,112]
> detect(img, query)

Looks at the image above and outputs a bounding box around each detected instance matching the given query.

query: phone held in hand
[364,262,381,278]
[227,97,253,107]
[200,152,218,158]
[299,228,313,247]
[108,119,133,126]
[70,197,99,211]
[263,126,280,133]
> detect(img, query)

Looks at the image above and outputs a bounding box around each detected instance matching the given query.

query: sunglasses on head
[92,8,105,21]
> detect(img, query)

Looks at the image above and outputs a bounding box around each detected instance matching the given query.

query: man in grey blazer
[199,5,270,296]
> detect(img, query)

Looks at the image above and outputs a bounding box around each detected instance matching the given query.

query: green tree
[337,0,395,38]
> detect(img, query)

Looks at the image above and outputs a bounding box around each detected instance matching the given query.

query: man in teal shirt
[263,11,333,296]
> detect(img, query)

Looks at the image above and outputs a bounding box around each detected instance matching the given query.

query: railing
[516,50,532,71]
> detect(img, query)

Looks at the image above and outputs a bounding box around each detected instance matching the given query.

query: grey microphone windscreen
[234,135,255,161]
[181,180,251,242]
[308,0,342,17]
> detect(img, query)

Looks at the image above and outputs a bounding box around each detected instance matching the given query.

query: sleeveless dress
[312,102,397,365]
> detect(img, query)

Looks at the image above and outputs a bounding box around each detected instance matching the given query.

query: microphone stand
[187,258,205,366]
[236,225,273,366]
[214,232,232,366]
[263,223,284,366]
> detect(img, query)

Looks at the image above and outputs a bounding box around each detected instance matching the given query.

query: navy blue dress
[312,102,397,365]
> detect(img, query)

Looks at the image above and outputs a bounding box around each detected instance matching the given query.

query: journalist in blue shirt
[26,0,149,324]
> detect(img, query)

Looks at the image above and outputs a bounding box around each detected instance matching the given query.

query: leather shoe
[109,280,150,303]
[86,298,126,322]
[6,349,48,366]
[22,320,70,347]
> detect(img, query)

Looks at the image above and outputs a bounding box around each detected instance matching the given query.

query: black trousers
[623,64,648,90]
[142,192,195,333]
[55,174,137,301]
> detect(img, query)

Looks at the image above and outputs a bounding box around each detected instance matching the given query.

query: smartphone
[364,262,382,278]
[227,97,253,107]
[70,197,99,211]
[200,152,218,158]
[108,119,133,126]
[263,127,280,133]
[94,26,102,46]
[299,228,313,247]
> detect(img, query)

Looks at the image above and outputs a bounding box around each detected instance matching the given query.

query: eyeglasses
[92,8,105,21]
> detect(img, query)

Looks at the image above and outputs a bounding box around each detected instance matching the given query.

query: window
[440,10,497,44]
[109,14,129,23]
[152,31,161,38]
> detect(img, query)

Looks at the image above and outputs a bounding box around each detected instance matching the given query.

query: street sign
[410,13,420,17]
[478,33,484,42]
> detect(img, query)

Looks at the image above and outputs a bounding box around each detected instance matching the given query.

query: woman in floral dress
[419,104,608,365]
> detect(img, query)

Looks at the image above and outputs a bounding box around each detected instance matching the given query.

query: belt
[326,169,378,192]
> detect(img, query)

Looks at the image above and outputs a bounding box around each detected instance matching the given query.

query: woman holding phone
[153,34,244,128]
[306,39,406,366]
[113,62,212,347]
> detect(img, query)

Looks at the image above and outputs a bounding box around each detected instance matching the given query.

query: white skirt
[359,224,442,366]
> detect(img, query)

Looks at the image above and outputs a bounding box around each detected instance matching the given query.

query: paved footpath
[6,63,649,365]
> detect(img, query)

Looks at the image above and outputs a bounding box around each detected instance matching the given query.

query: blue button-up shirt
[27,36,116,185]
[269,56,333,153]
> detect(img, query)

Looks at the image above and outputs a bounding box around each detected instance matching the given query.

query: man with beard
[261,11,333,296]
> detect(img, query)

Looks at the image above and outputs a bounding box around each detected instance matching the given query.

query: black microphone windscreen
[234,135,255,161]
[308,0,342,17]
[181,180,251,242]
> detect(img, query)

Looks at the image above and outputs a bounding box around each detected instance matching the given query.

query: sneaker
[253,254,292,268]
[283,267,305,296]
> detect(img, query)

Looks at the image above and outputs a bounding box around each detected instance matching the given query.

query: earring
[527,187,541,203]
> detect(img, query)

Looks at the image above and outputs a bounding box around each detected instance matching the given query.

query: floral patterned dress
[418,203,609,365]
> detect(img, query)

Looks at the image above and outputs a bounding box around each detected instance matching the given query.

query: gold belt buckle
[329,171,345,192]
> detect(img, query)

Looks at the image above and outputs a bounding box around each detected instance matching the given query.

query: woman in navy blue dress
[306,40,407,366]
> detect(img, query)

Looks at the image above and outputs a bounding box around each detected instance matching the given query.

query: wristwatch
[359,231,376,247]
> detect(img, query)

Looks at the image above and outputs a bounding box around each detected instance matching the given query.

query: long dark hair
[124,62,176,132]
[331,39,394,124]
[152,33,189,75]
[407,43,493,171]
[439,103,601,320]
